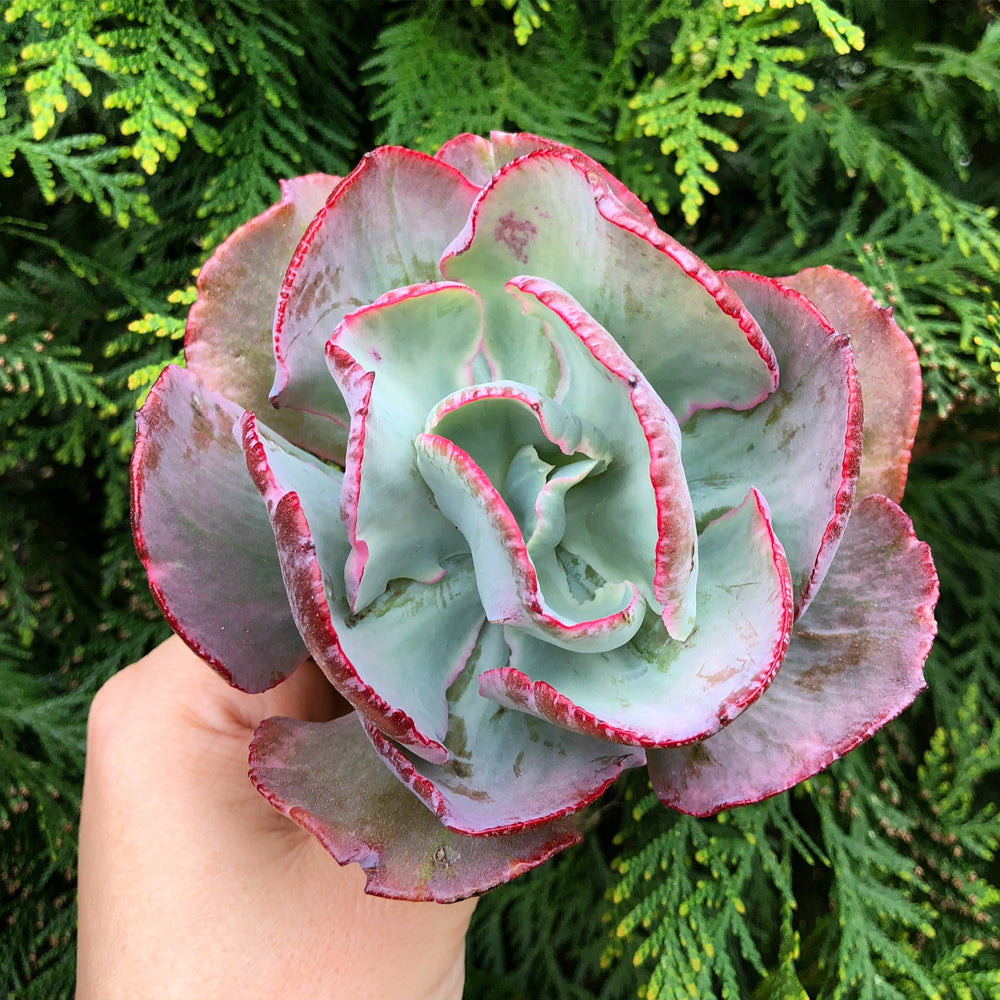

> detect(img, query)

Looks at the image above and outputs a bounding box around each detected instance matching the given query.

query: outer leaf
[440,148,778,420]
[647,494,938,816]
[131,365,309,692]
[681,271,863,615]
[271,148,479,426]
[782,265,922,503]
[241,413,484,765]
[366,623,645,836]
[436,130,656,224]
[326,281,484,612]
[479,489,793,747]
[184,174,344,460]
[249,712,582,902]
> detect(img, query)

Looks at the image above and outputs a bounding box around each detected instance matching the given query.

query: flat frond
[615,0,863,223]
[604,785,812,1000]
[365,2,602,155]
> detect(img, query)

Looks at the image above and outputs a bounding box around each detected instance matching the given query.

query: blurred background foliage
[1,1,998,997]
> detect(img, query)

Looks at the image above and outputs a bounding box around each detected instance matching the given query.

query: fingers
[101,632,347,737]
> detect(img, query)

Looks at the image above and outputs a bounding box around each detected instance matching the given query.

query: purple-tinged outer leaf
[132,365,308,692]
[271,148,479,426]
[507,277,698,639]
[250,712,582,901]
[782,266,922,503]
[681,271,863,616]
[185,174,344,461]
[326,282,483,612]
[365,623,645,836]
[647,494,938,816]
[241,413,485,765]
[436,131,656,225]
[440,149,778,421]
[479,489,792,747]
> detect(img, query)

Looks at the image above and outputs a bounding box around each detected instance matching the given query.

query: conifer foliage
[1,2,998,997]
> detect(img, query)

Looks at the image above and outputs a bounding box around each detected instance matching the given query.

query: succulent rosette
[132,132,938,902]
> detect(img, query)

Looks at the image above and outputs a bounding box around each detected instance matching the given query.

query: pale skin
[76,635,476,999]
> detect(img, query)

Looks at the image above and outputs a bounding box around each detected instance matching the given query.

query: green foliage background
[1,0,998,996]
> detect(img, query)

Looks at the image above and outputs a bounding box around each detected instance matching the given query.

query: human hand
[76,635,477,999]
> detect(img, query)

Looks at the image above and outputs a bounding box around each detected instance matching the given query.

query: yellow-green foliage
[618,0,863,223]
[7,0,215,173]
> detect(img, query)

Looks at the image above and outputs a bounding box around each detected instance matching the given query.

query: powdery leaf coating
[415,428,647,654]
[782,266,922,503]
[647,495,938,816]
[132,132,938,901]
[326,281,483,611]
[249,712,582,902]
[132,365,310,692]
[680,271,863,617]
[506,278,698,640]
[367,621,646,836]
[185,173,344,461]
[436,131,656,225]
[479,489,792,747]
[440,149,779,421]
[272,149,479,430]
[240,412,480,766]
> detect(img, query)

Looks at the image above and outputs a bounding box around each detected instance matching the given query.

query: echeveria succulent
[132,132,938,902]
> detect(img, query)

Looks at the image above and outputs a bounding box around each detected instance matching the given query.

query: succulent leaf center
[415,381,645,653]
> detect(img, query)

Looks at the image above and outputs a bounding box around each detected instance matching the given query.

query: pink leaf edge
[249,712,582,902]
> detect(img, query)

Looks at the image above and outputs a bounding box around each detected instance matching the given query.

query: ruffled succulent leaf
[272,148,479,425]
[436,130,656,224]
[506,276,698,639]
[415,427,644,654]
[782,266,922,503]
[241,412,485,765]
[185,174,345,461]
[681,271,863,616]
[479,489,792,747]
[326,281,486,612]
[364,622,645,836]
[647,494,938,816]
[440,149,778,421]
[132,365,309,692]
[249,711,582,902]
